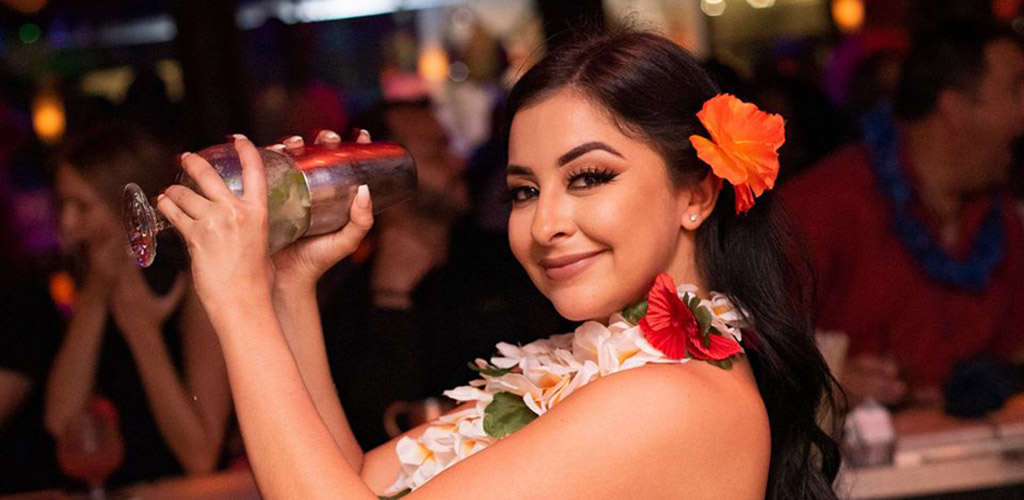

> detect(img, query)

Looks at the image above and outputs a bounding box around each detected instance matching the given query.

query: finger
[282,135,305,156]
[156,194,194,233]
[158,273,188,317]
[314,129,342,147]
[234,135,268,203]
[328,184,374,254]
[180,152,234,201]
[162,185,212,219]
[355,129,371,144]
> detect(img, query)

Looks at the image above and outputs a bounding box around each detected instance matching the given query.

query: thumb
[329,184,374,254]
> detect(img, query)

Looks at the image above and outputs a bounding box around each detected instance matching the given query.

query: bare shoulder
[412,358,770,500]
[556,359,771,497]
[571,359,771,461]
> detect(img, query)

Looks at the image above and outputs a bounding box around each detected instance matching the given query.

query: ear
[680,173,720,231]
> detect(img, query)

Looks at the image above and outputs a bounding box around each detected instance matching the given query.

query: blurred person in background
[315,98,565,448]
[44,123,232,485]
[0,123,64,492]
[782,22,1024,411]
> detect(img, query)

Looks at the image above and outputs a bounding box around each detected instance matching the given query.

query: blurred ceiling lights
[700,0,726,17]
[702,0,783,17]
[831,0,864,33]
[25,0,462,48]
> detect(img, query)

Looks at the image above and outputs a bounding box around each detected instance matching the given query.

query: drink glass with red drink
[57,398,125,500]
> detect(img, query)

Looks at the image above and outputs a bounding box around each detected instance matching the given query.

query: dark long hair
[503,31,841,500]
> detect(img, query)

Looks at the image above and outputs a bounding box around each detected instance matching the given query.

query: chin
[544,287,621,322]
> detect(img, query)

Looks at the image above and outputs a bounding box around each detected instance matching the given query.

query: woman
[45,124,232,484]
[157,32,840,499]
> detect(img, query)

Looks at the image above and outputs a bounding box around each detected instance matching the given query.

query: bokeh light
[32,84,66,144]
[19,23,41,44]
[701,0,727,17]
[832,0,865,33]
[418,46,450,84]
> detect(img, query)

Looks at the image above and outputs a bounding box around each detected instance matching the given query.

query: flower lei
[861,104,1004,292]
[382,274,747,497]
[689,94,786,214]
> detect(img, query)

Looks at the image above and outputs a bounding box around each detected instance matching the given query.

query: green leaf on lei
[483,392,539,438]
[468,361,512,377]
[379,489,411,499]
[706,356,735,370]
[622,298,649,325]
[684,294,714,338]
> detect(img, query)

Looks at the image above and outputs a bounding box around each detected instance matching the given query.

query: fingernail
[156,194,167,203]
[232,133,247,141]
[359,129,370,140]
[179,152,192,160]
[357,184,370,209]
[267,144,287,152]
[284,135,302,144]
[323,130,340,141]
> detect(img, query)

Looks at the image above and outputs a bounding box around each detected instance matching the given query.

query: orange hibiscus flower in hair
[688,94,785,214]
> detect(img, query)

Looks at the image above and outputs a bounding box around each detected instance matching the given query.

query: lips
[539,250,606,280]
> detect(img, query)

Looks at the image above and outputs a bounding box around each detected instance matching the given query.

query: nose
[530,191,575,245]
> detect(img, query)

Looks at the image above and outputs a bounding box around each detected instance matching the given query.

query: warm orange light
[832,0,865,33]
[49,270,76,312]
[417,46,449,84]
[32,85,66,144]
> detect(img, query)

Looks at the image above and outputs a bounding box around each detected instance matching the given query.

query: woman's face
[56,164,121,249]
[507,90,700,321]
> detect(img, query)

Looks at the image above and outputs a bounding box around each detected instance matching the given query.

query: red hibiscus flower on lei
[637,274,742,362]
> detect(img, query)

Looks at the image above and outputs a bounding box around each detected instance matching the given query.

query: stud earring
[688,214,698,223]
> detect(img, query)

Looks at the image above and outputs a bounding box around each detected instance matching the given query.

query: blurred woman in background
[44,123,232,485]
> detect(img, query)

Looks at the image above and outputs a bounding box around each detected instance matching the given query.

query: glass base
[122,183,158,268]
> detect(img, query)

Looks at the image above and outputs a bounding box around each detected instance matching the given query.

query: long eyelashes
[567,167,619,189]
[502,166,620,204]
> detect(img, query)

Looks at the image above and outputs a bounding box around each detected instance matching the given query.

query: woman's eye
[568,169,618,190]
[506,185,539,203]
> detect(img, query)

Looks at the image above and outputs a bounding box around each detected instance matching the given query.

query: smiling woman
[155,29,840,500]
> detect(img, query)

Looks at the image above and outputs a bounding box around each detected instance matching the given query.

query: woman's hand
[270,130,375,288]
[81,229,129,292]
[110,267,187,340]
[156,136,275,308]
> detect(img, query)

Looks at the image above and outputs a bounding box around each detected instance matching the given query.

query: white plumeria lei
[385,284,749,495]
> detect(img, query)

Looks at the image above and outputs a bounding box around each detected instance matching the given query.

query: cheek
[507,208,532,265]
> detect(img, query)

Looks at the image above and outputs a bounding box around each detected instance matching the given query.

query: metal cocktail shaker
[123,142,417,267]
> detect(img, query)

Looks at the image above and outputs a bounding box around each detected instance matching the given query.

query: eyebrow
[558,141,624,166]
[507,164,533,177]
[506,141,625,176]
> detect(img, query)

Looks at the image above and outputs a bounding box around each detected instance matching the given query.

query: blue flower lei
[861,104,1004,292]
